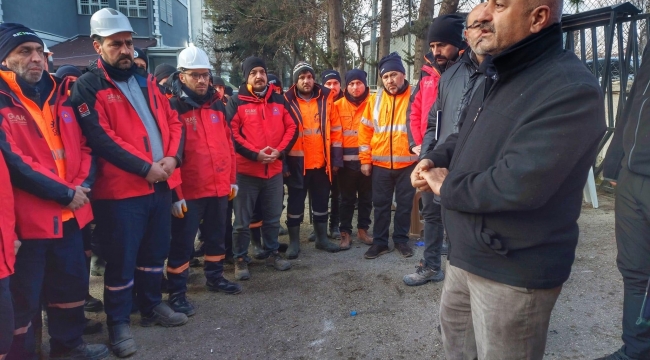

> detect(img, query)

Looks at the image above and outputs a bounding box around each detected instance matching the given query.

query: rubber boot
[314,222,340,253]
[250,227,266,260]
[286,226,301,259]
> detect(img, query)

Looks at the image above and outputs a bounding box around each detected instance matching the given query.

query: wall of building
[158,0,188,47]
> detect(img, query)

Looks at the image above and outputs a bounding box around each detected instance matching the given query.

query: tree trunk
[328,0,348,75]
[379,0,392,60]
[438,0,460,15]
[413,0,435,74]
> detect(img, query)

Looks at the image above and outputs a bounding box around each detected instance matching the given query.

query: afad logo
[244,109,257,115]
[60,110,73,123]
[211,113,219,123]
[272,107,280,116]
[6,112,27,125]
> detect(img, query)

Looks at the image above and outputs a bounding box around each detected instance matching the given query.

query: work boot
[206,277,242,294]
[83,318,103,335]
[395,242,414,258]
[140,302,189,327]
[50,343,109,360]
[84,294,103,313]
[108,324,137,358]
[364,243,392,259]
[308,230,316,242]
[339,232,352,250]
[595,348,635,360]
[234,258,250,280]
[286,226,301,259]
[251,227,267,260]
[403,260,445,286]
[168,293,196,317]
[328,225,341,240]
[357,228,373,245]
[265,251,292,271]
[90,254,105,276]
[314,222,340,253]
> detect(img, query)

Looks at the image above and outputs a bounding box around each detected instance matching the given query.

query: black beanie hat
[267,74,282,87]
[212,76,225,87]
[293,62,315,83]
[153,63,176,82]
[225,86,234,96]
[242,56,267,79]
[345,69,367,87]
[378,52,406,76]
[427,14,465,49]
[0,23,44,62]
[55,64,82,79]
[321,70,341,85]
[133,47,148,68]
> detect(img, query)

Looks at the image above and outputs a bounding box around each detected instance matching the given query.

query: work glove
[172,199,187,218]
[228,184,239,201]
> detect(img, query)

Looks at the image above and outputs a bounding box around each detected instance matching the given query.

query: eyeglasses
[183,72,211,81]
[466,22,481,30]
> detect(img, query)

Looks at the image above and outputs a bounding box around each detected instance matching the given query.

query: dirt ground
[77,191,623,359]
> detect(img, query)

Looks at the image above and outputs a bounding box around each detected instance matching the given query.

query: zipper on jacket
[389,94,396,169]
[143,137,150,153]
[628,97,648,171]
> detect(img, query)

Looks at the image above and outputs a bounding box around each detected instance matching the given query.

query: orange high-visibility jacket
[284,84,343,188]
[330,89,369,171]
[358,82,418,170]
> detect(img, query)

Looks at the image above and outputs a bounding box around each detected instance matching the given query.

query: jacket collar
[491,23,563,81]
[237,82,275,103]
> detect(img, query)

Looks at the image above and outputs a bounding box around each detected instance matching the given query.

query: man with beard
[359,52,419,259]
[404,13,464,286]
[283,62,343,258]
[411,0,606,356]
[330,69,373,249]
[228,57,297,280]
[71,8,187,358]
[0,23,108,359]
[164,46,242,316]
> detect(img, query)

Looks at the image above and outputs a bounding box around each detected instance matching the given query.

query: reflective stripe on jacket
[358,81,418,170]
[284,83,343,188]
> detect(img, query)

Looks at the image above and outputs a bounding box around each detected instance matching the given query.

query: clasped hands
[146,156,178,184]
[410,159,449,196]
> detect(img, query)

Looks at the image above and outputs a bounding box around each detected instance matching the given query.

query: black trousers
[615,167,650,359]
[330,173,340,228]
[286,168,331,227]
[371,164,416,247]
[337,167,372,234]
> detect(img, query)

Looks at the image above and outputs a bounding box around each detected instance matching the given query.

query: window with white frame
[160,0,173,25]
[78,0,109,15]
[118,0,148,18]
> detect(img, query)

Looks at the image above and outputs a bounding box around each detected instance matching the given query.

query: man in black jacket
[599,42,650,360]
[411,0,606,357]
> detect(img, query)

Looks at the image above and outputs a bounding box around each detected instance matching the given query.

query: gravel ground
[72,192,623,359]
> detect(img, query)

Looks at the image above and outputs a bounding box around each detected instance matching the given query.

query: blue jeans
[421,192,443,271]
[93,183,172,326]
[233,174,284,258]
[8,220,87,359]
[371,164,416,247]
[168,196,229,295]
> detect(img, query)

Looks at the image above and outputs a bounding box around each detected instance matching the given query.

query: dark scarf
[344,87,369,107]
[181,84,212,106]
[100,57,137,82]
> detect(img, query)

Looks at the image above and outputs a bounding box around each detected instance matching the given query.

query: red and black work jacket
[70,59,184,200]
[0,150,16,279]
[170,83,235,200]
[226,83,298,179]
[0,70,94,240]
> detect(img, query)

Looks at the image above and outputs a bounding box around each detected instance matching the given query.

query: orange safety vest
[358,81,418,170]
[331,91,369,169]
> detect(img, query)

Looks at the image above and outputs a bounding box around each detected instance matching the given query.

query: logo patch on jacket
[272,107,280,115]
[77,103,90,117]
[106,94,124,103]
[6,112,27,125]
[244,109,257,115]
[60,110,73,123]
[211,114,219,123]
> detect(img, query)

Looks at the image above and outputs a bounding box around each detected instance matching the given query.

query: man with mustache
[411,0,606,357]
[404,13,464,286]
[283,62,343,258]
[0,23,108,359]
[164,46,242,316]
[228,57,297,280]
[70,8,186,358]
[359,52,419,259]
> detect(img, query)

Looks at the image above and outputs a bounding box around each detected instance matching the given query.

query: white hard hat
[90,8,134,38]
[177,46,211,70]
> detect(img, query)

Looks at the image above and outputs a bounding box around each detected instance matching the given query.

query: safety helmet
[177,46,211,70]
[90,8,134,38]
